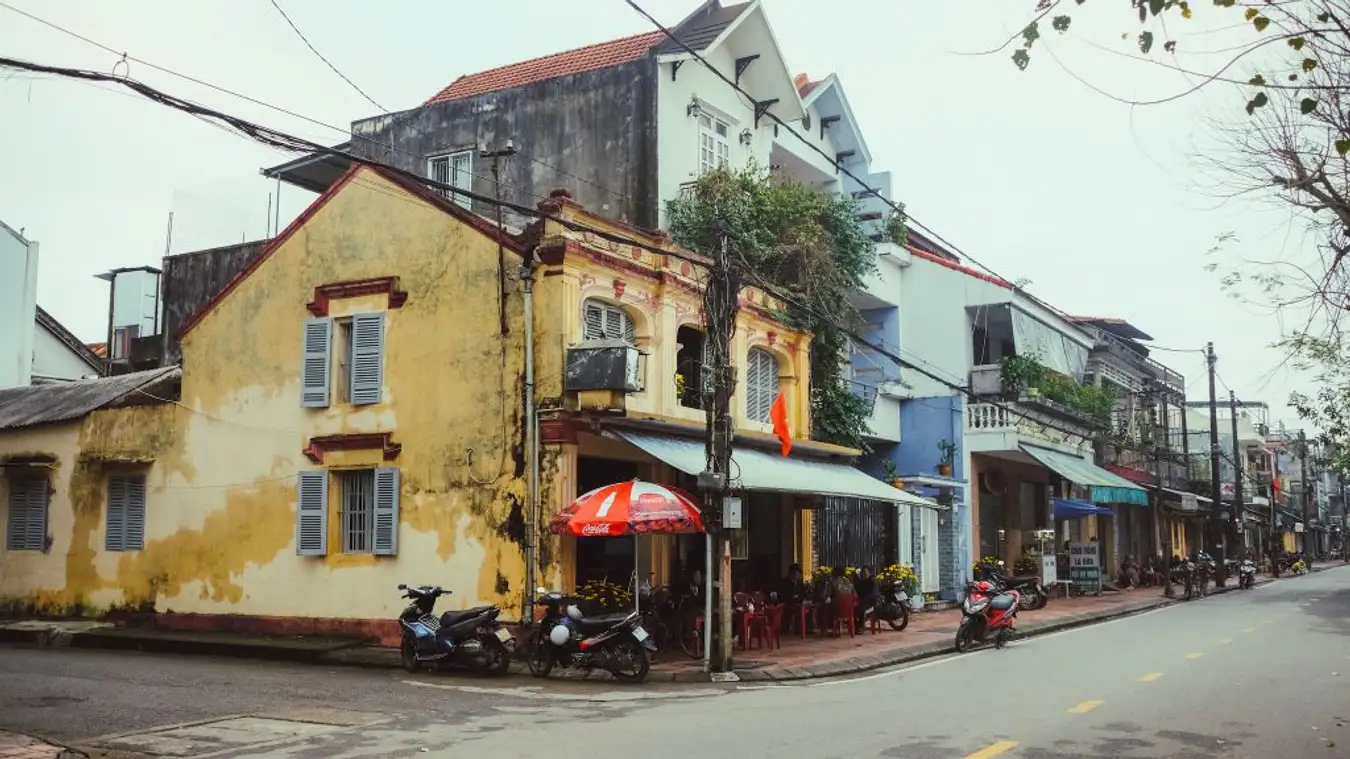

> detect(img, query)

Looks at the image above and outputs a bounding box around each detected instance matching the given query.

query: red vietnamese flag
[770,389,792,457]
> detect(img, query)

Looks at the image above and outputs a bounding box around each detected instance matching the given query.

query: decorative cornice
[307,277,408,317]
[302,432,402,464]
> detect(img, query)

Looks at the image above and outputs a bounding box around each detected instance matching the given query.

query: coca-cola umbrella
[550,479,705,537]
[550,479,705,620]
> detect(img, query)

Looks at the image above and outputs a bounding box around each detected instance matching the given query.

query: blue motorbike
[397,583,514,675]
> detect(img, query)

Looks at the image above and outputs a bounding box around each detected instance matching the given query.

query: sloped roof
[1068,316,1154,342]
[176,164,527,339]
[87,343,108,358]
[0,366,179,431]
[423,1,753,105]
[34,305,103,372]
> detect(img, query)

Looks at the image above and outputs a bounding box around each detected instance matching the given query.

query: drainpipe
[521,258,538,626]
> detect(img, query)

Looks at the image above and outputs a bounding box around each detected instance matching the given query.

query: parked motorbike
[528,589,655,683]
[1170,558,1197,600]
[865,583,911,631]
[1237,558,1257,589]
[1193,552,1214,597]
[954,580,1020,653]
[396,583,513,675]
[980,561,1049,611]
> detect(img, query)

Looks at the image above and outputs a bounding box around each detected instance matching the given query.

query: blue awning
[608,429,943,509]
[1053,497,1113,520]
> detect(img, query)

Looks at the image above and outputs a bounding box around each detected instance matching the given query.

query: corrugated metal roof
[0,367,179,431]
[610,429,941,508]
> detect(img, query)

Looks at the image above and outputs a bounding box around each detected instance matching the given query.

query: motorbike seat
[1007,575,1040,584]
[439,606,494,628]
[989,594,1017,611]
[576,613,632,633]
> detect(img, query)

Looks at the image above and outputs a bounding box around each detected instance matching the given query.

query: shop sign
[1294,522,1305,533]
[1179,493,1198,511]
[1069,542,1101,593]
[1041,553,1058,585]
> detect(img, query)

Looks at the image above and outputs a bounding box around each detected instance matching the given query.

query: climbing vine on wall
[665,165,883,450]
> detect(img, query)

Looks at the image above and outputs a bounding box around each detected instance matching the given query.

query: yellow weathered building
[2,165,916,639]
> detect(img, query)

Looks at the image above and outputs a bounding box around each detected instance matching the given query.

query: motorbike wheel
[526,633,554,678]
[994,629,1010,650]
[886,604,910,631]
[1033,587,1049,610]
[609,639,650,684]
[484,638,511,676]
[400,636,420,674]
[954,622,973,653]
[1017,587,1040,612]
[676,619,702,660]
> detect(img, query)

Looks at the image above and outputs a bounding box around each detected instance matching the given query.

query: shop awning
[1053,497,1113,520]
[1019,445,1149,506]
[610,430,942,509]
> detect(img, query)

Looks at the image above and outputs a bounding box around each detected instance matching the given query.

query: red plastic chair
[832,594,857,638]
[735,593,768,650]
[761,604,784,650]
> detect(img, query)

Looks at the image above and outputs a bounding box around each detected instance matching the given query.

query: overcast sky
[0,0,1318,429]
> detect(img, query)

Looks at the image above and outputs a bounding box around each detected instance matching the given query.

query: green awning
[1276,509,1302,528]
[1019,445,1149,506]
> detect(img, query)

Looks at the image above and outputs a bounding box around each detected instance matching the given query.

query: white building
[0,221,101,390]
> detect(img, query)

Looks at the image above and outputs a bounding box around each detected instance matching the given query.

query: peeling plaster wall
[1,169,564,623]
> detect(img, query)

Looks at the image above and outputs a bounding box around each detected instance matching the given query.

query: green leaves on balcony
[999,354,1115,426]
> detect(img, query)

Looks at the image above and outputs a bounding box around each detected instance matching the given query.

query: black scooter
[978,561,1049,611]
[527,589,655,683]
[865,584,911,631]
[1237,559,1257,589]
[396,583,513,675]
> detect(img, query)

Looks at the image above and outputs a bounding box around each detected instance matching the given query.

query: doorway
[574,456,639,587]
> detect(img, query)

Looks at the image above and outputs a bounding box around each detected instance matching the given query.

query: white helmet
[548,623,571,646]
[566,604,583,622]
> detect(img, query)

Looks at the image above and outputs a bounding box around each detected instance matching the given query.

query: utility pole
[1229,391,1245,561]
[1206,342,1224,560]
[1152,380,1175,597]
[1300,430,1311,558]
[698,233,741,674]
[1179,396,1191,559]
[481,141,517,337]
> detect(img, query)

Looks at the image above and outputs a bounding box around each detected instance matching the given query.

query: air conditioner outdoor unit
[565,339,645,393]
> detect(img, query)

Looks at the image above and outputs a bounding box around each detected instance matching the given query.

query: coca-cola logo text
[581,524,612,536]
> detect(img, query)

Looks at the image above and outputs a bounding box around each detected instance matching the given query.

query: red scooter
[954,580,1020,652]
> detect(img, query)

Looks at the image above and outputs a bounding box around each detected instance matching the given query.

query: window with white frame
[746,348,780,424]
[697,113,731,176]
[427,151,473,209]
[582,299,636,344]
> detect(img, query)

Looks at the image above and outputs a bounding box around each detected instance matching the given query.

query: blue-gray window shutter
[296,470,328,556]
[372,467,400,556]
[7,478,48,551]
[125,475,147,551]
[301,318,332,408]
[105,477,127,551]
[349,313,385,406]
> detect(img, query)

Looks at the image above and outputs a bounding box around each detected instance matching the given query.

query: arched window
[746,348,780,424]
[582,299,635,344]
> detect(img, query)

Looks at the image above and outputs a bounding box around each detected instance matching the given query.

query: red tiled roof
[1107,464,1155,486]
[87,343,108,358]
[425,31,665,105]
[907,246,1012,290]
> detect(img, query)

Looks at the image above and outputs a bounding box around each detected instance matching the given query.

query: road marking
[1139,672,1164,682]
[1218,637,1233,644]
[964,740,1018,759]
[1262,619,1274,624]
[1067,700,1104,714]
[738,649,991,690]
[1242,627,1255,633]
[401,679,722,702]
[1186,652,1204,660]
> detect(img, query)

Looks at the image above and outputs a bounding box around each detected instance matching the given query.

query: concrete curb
[0,728,88,758]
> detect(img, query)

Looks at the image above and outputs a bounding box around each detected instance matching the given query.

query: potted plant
[882,459,903,488]
[936,439,956,477]
[998,354,1045,399]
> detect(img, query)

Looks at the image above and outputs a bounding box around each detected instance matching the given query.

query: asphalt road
[2,566,1347,758]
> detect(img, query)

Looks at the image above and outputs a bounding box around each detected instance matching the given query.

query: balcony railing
[965,401,1093,455]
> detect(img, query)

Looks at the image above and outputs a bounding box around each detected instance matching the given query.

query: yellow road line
[1067,700,1104,714]
[1186,652,1204,660]
[1242,627,1255,633]
[1139,672,1164,682]
[964,741,1018,759]
[1218,637,1233,644]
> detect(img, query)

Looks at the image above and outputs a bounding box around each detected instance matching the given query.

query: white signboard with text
[1069,542,1101,593]
[1041,553,1058,585]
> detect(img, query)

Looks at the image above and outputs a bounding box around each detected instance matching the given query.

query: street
[1,566,1346,758]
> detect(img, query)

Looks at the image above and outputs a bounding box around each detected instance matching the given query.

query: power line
[1,54,1176,465]
[267,0,385,112]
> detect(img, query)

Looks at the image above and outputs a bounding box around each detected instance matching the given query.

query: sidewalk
[2,565,1338,685]
[0,731,81,759]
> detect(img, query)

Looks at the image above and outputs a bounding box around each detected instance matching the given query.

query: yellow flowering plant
[573,580,633,613]
[973,555,1002,579]
[876,563,919,596]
